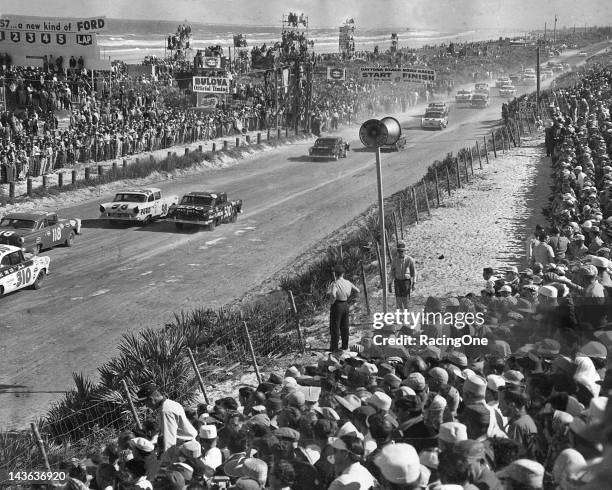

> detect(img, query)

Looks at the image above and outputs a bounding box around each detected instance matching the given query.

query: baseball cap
[374,443,420,485]
[497,459,544,487]
[437,422,468,443]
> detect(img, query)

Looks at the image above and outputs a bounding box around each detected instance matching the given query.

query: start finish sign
[359,66,436,82]
[193,76,230,93]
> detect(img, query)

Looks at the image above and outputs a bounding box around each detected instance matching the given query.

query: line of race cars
[0,189,243,297]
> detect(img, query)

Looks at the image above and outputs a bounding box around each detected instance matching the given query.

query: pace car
[0,212,81,254]
[0,245,50,296]
[421,109,448,130]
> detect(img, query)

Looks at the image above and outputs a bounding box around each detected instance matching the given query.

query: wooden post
[288,290,305,352]
[492,131,497,158]
[393,212,400,244]
[243,321,262,384]
[476,141,483,169]
[434,169,441,206]
[516,119,522,147]
[123,159,128,172]
[384,229,393,263]
[72,169,77,185]
[360,262,371,316]
[285,126,289,138]
[525,112,532,133]
[98,165,103,177]
[257,133,261,144]
[9,182,15,198]
[236,137,240,147]
[507,124,516,148]
[121,379,143,430]
[501,130,506,154]
[267,128,271,141]
[187,347,210,404]
[167,151,172,159]
[455,158,461,188]
[469,148,474,176]
[58,172,63,188]
[423,182,431,217]
[30,423,52,472]
[223,140,229,150]
[483,137,490,164]
[184,148,190,156]
[42,175,48,188]
[412,186,419,223]
[27,177,33,196]
[398,204,405,239]
[198,145,203,152]
[445,165,451,195]
[375,241,385,293]
[112,161,118,173]
[212,142,217,152]
[463,154,470,183]
[277,128,282,139]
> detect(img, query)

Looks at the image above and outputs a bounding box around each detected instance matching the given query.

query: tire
[175,223,184,230]
[32,270,45,290]
[64,232,75,247]
[142,215,152,226]
[0,286,4,297]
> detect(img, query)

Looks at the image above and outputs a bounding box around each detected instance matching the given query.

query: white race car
[421,110,448,130]
[99,188,179,225]
[0,245,50,296]
[499,84,517,97]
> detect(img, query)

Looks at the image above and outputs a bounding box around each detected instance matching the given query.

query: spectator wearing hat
[388,242,416,310]
[567,234,588,260]
[129,437,160,481]
[153,470,186,490]
[453,439,502,490]
[269,460,296,490]
[392,395,432,449]
[531,231,555,268]
[136,383,197,454]
[462,376,506,439]
[313,419,338,488]
[548,226,571,261]
[486,375,508,429]
[526,225,544,267]
[496,459,544,489]
[500,391,539,459]
[329,435,375,490]
[197,425,222,474]
[327,264,360,352]
[373,443,428,490]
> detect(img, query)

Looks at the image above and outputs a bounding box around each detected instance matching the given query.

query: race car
[99,188,179,225]
[499,84,517,97]
[308,137,349,160]
[0,244,50,296]
[427,102,450,116]
[455,89,473,104]
[0,212,81,254]
[421,109,448,130]
[167,191,243,230]
[495,77,511,88]
[578,51,588,57]
[474,83,490,96]
[470,93,490,108]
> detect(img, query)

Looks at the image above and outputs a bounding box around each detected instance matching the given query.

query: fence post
[445,165,451,195]
[360,262,371,316]
[288,290,305,352]
[9,181,15,198]
[212,142,217,152]
[398,204,404,239]
[412,186,419,223]
[186,347,210,404]
[242,322,262,384]
[198,145,203,152]
[30,423,52,472]
[476,141,483,169]
[85,167,91,181]
[72,169,77,185]
[516,120,522,147]
[525,112,533,133]
[42,175,48,188]
[168,151,172,159]
[121,379,143,430]
[463,154,470,183]
[285,126,289,138]
[507,124,517,148]
[236,137,240,148]
[434,169,441,206]
[492,131,497,158]
[455,158,461,188]
[501,130,506,154]
[423,182,431,217]
[185,148,190,156]
[469,148,474,176]
[375,241,385,291]
[223,140,228,150]
[384,229,393,263]
[483,137,490,164]
[123,159,128,172]
[392,212,400,243]
[277,128,282,139]
[98,165,103,177]
[267,128,271,141]
[27,177,33,196]
[112,161,118,173]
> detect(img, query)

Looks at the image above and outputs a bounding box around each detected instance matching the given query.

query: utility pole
[553,14,557,45]
[544,22,547,44]
[536,46,540,117]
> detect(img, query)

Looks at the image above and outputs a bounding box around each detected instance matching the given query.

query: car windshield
[113,193,147,203]
[314,138,337,147]
[180,195,214,206]
[425,111,443,118]
[0,218,36,230]
[458,90,470,94]
[473,95,487,100]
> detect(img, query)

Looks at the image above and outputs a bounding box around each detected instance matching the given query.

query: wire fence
[0,90,550,474]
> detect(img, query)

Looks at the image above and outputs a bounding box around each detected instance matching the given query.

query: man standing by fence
[388,242,416,310]
[327,265,360,352]
[137,383,197,456]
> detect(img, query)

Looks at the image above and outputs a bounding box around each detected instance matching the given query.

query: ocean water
[97,19,526,63]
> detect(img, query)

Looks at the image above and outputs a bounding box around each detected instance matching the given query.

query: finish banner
[193,76,230,93]
[359,66,436,82]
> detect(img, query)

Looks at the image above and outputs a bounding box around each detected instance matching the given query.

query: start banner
[359,66,436,82]
[193,76,230,93]
[327,67,346,81]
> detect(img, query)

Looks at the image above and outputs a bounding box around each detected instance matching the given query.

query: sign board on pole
[327,67,346,81]
[193,76,230,93]
[202,56,221,69]
[359,66,436,82]
[196,93,220,111]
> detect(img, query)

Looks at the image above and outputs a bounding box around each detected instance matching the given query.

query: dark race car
[308,137,349,161]
[0,212,81,254]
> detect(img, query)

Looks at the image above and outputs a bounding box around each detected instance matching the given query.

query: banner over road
[359,66,436,82]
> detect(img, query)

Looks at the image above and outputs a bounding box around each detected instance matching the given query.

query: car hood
[0,229,32,239]
[101,202,140,210]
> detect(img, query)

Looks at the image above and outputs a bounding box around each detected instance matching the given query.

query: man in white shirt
[388,242,416,310]
[327,265,360,352]
[137,383,198,454]
[329,435,376,490]
[198,425,223,475]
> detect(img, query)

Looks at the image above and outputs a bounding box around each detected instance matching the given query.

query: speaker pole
[375,146,388,313]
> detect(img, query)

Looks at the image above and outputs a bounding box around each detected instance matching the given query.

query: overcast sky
[1,0,611,30]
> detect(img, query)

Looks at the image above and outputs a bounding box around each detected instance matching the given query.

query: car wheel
[0,286,4,297]
[175,223,184,230]
[64,232,75,247]
[142,215,152,226]
[32,270,45,290]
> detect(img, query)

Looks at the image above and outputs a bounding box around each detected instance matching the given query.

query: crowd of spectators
[51,64,612,490]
